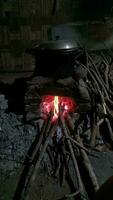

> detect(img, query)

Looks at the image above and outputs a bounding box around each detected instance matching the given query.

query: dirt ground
[1,150,111,200]
[24,150,113,200]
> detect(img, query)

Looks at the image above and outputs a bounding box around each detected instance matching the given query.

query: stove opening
[40,95,77,122]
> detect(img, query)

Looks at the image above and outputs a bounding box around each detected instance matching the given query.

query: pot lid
[26,40,82,55]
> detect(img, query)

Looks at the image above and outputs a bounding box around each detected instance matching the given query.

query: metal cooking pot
[27,40,85,78]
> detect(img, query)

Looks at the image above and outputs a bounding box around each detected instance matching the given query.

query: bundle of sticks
[13,110,100,200]
[75,50,113,149]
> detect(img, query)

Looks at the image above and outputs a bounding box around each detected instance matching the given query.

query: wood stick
[67,114,74,130]
[106,106,113,118]
[102,59,109,89]
[28,124,57,185]
[67,111,102,149]
[88,55,109,98]
[76,135,100,192]
[67,114,99,193]
[75,60,102,92]
[61,162,66,186]
[99,91,113,143]
[13,118,52,200]
[60,114,85,194]
[105,118,113,142]
[54,153,61,177]
[31,135,50,182]
[67,135,89,153]
[21,123,57,200]
[31,113,52,162]
[22,136,52,198]
[46,146,54,166]
[64,190,80,198]
[90,125,99,147]
[67,113,104,135]
[57,151,66,186]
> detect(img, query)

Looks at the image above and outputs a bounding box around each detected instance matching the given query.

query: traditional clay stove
[14,40,113,200]
[15,41,95,200]
[25,40,91,122]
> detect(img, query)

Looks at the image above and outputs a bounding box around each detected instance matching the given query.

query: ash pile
[0,94,37,176]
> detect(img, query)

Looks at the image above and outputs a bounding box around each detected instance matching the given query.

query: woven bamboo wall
[0,0,80,72]
[0,0,112,72]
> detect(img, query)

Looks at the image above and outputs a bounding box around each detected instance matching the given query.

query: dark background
[0,0,113,73]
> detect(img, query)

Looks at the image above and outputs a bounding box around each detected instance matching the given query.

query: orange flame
[53,96,59,119]
[41,95,76,122]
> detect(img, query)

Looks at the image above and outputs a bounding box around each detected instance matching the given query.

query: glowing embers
[41,95,76,121]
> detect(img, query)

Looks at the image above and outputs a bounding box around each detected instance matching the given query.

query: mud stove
[14,40,102,200]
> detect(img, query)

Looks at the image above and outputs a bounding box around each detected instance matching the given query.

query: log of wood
[90,125,99,147]
[67,135,89,153]
[60,114,85,195]
[88,55,109,98]
[64,190,80,198]
[105,118,113,142]
[76,135,100,192]
[67,114,100,193]
[54,153,61,177]
[28,123,57,184]
[30,113,52,163]
[99,91,113,143]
